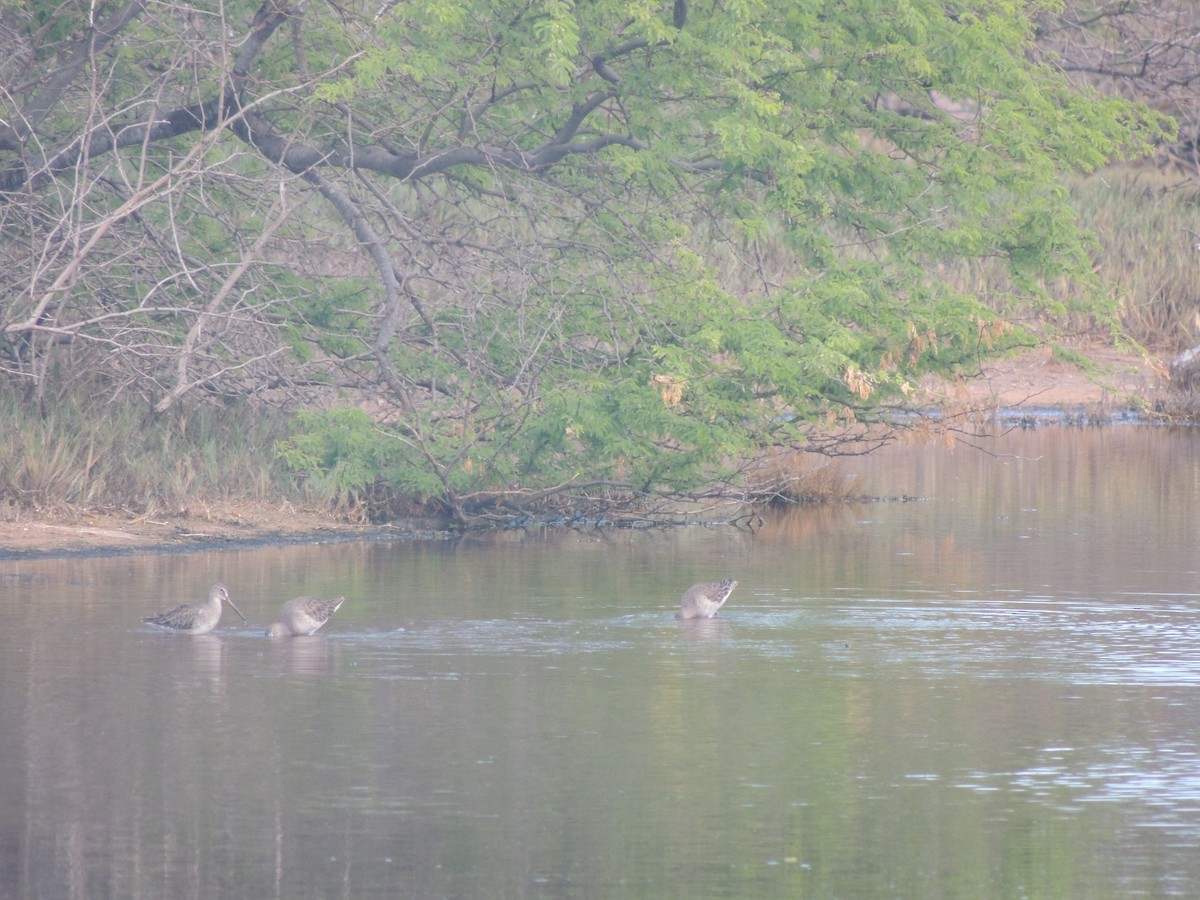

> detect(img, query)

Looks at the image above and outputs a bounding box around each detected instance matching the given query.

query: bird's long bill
[226,596,247,622]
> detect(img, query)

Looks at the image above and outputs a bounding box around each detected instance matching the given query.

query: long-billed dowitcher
[266,595,345,637]
[676,579,737,619]
[142,582,244,634]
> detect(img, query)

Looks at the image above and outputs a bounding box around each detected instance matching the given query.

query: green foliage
[277,408,385,493]
[277,408,449,505]
[0,0,1176,519]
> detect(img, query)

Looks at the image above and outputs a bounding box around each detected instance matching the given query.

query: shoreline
[0,343,1172,559]
[0,508,455,561]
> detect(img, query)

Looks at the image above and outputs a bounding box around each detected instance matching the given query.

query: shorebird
[143,582,244,634]
[676,579,737,619]
[266,596,346,637]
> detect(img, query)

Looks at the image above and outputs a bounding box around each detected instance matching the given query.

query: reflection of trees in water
[18,627,239,897]
[10,427,1200,895]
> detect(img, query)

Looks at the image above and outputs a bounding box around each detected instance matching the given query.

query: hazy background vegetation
[0,1,1195,526]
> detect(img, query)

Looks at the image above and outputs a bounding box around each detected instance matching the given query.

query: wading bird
[266,595,346,637]
[143,582,244,634]
[676,579,737,619]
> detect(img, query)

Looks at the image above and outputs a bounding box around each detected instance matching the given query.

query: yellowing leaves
[651,373,686,407]
[976,316,1013,349]
[844,365,873,401]
[881,324,941,372]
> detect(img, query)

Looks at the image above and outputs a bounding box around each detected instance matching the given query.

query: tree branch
[0,0,291,198]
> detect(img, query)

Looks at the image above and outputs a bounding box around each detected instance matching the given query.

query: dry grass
[1071,166,1200,349]
[0,394,296,520]
[740,449,865,506]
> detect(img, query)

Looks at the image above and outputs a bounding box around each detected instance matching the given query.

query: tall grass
[698,164,1200,351]
[871,166,1200,351]
[1069,166,1200,349]
[0,393,299,521]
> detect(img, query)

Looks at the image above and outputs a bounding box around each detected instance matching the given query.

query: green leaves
[1,0,1168,519]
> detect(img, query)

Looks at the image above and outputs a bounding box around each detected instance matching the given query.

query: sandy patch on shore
[0,505,393,558]
[912,343,1168,412]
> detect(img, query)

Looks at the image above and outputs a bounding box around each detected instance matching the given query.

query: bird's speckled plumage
[266,595,346,637]
[676,579,737,619]
[143,582,244,635]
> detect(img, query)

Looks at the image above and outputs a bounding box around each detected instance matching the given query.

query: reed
[1069,167,1200,349]
[903,166,1200,351]
[741,450,864,506]
[0,394,297,520]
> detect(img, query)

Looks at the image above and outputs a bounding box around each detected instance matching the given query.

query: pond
[3,426,1200,898]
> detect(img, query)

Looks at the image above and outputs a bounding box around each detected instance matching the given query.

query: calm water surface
[3,427,1200,898]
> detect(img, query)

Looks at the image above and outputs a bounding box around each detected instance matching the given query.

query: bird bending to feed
[143,582,244,635]
[676,579,737,619]
[266,596,346,637]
